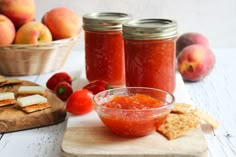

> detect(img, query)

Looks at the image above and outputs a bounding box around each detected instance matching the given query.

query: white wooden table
[0,35,235,157]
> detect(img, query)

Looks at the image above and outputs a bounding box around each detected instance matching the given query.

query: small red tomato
[82,80,113,94]
[46,72,72,90]
[66,89,94,115]
[54,81,73,101]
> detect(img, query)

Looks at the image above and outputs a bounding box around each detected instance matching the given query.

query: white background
[35,0,235,48]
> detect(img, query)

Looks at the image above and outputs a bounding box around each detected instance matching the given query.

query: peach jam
[83,12,131,87]
[100,94,170,137]
[93,87,175,137]
[123,19,178,93]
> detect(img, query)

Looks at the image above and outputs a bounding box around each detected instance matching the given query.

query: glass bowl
[93,87,175,137]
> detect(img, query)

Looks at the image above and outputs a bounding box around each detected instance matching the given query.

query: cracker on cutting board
[192,109,220,129]
[171,103,220,128]
[0,78,7,85]
[157,103,220,140]
[19,103,51,113]
[171,103,195,114]
[0,78,23,87]
[157,113,200,140]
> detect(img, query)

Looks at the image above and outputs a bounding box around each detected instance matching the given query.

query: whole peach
[42,7,80,40]
[14,21,52,44]
[177,45,215,82]
[0,0,35,28]
[176,32,209,57]
[0,14,15,46]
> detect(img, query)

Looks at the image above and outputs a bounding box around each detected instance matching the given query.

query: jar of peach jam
[123,19,177,93]
[83,12,131,87]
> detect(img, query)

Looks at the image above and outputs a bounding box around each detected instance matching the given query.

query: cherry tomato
[66,89,94,115]
[82,80,113,94]
[54,81,73,101]
[46,72,72,90]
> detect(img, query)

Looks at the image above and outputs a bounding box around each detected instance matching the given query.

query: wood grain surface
[62,120,208,157]
[0,80,66,133]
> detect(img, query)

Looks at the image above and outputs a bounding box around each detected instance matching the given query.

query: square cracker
[0,78,7,86]
[171,103,195,114]
[20,103,51,113]
[157,113,200,140]
[0,99,16,107]
[192,109,220,128]
[0,78,22,87]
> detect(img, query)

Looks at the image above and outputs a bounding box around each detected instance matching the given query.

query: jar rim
[83,12,131,31]
[123,19,178,40]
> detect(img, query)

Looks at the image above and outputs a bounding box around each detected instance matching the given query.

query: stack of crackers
[0,75,50,113]
[157,103,220,140]
[0,76,23,87]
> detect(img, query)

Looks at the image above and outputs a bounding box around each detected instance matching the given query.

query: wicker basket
[0,36,79,76]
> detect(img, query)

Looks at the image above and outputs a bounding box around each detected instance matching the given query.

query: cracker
[0,78,7,86]
[157,113,200,140]
[0,78,23,87]
[171,103,195,114]
[0,99,16,107]
[192,109,220,128]
[5,78,23,85]
[17,103,50,113]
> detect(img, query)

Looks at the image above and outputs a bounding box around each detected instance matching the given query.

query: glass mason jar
[83,12,131,87]
[123,19,177,94]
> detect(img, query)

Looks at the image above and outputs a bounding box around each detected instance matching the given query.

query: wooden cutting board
[61,73,208,157]
[0,80,66,133]
[62,113,208,157]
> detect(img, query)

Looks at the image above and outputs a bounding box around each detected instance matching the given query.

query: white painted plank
[185,49,236,137]
[0,122,67,157]
[184,49,236,157]
[206,136,236,157]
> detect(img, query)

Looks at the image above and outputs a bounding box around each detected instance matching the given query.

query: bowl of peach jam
[93,87,175,137]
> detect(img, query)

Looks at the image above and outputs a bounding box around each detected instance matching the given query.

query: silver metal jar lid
[83,12,131,31]
[123,19,177,40]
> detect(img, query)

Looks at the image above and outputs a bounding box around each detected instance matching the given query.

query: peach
[42,7,80,40]
[0,14,15,45]
[176,32,209,57]
[0,0,35,28]
[177,45,215,82]
[14,21,52,44]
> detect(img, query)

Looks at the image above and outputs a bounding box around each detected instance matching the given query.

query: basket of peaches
[0,0,81,76]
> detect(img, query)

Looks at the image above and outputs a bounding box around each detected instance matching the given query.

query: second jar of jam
[123,19,177,93]
[83,12,131,87]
